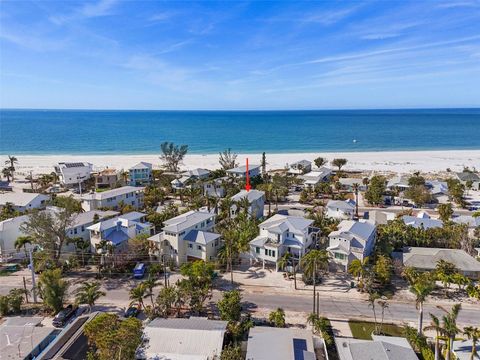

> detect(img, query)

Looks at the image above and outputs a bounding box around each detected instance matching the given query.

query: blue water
[0,109,479,154]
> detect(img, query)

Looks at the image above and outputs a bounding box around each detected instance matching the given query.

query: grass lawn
[348,320,404,340]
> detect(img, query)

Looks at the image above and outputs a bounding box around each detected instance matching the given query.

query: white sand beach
[2,150,479,176]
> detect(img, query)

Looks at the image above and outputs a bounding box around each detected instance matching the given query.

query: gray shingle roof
[456,172,480,182]
[327,199,355,212]
[402,247,480,273]
[453,215,480,228]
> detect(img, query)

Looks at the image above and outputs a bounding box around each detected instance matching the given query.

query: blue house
[128,162,152,186]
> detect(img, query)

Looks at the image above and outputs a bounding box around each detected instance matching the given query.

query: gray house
[230,190,265,219]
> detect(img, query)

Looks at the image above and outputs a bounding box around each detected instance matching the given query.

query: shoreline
[2,149,479,175]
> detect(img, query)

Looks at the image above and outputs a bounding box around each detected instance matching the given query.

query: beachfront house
[87,212,152,251]
[287,160,312,175]
[80,186,144,211]
[147,209,220,265]
[203,177,227,198]
[0,192,50,212]
[386,175,410,191]
[226,164,261,179]
[456,171,480,190]
[402,211,443,229]
[171,168,210,191]
[299,167,332,188]
[327,220,376,271]
[230,190,265,219]
[339,178,367,192]
[325,199,356,220]
[249,214,320,270]
[94,168,119,189]
[128,162,152,186]
[54,162,93,188]
[395,247,480,279]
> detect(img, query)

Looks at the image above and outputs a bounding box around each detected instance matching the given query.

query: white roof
[162,210,215,233]
[182,168,210,177]
[329,220,376,242]
[402,216,442,229]
[87,211,146,231]
[129,162,152,170]
[0,192,49,207]
[81,186,144,201]
[70,210,119,227]
[335,335,417,360]
[453,215,480,228]
[231,189,265,203]
[300,167,332,184]
[326,199,355,212]
[246,327,315,360]
[226,164,261,174]
[259,214,313,235]
[141,318,227,360]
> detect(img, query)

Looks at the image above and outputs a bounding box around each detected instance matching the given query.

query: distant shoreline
[2,149,479,175]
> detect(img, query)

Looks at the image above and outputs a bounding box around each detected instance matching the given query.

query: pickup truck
[52,304,78,328]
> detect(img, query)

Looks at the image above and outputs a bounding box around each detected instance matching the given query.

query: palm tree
[129,283,147,311]
[14,236,33,259]
[2,167,12,182]
[75,281,106,312]
[142,277,159,306]
[409,273,435,335]
[220,197,234,219]
[5,156,18,181]
[301,250,329,314]
[75,238,90,266]
[424,314,443,360]
[367,292,380,335]
[463,326,480,360]
[237,197,251,216]
[352,183,360,218]
[378,298,389,335]
[348,257,369,282]
[438,303,462,360]
[278,252,297,289]
[269,308,286,327]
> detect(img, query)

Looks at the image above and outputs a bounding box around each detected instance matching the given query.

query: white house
[87,212,152,251]
[203,177,227,198]
[0,215,30,261]
[339,178,367,192]
[288,160,312,175]
[249,214,320,270]
[54,162,93,188]
[80,186,144,211]
[386,175,410,191]
[230,190,265,219]
[226,164,261,179]
[327,220,376,271]
[0,192,50,212]
[325,199,356,220]
[336,335,417,360]
[63,209,119,242]
[139,318,227,360]
[148,209,220,265]
[300,167,332,188]
[128,162,152,187]
[402,211,443,229]
[171,168,210,191]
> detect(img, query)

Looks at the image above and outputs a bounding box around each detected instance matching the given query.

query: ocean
[0,108,479,155]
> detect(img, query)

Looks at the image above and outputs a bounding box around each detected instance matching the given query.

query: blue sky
[1,0,479,110]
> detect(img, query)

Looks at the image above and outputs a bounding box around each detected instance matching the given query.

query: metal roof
[0,192,49,207]
[141,318,227,360]
[230,189,265,202]
[163,210,215,233]
[81,186,144,201]
[183,230,220,245]
[329,220,376,242]
[259,214,313,235]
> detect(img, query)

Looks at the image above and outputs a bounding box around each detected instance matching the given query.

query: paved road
[238,290,480,326]
[3,270,479,327]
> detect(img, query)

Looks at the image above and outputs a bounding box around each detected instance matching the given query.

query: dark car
[124,305,139,318]
[52,304,78,327]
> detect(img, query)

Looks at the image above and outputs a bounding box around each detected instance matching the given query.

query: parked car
[133,263,146,279]
[52,304,78,327]
[124,305,139,318]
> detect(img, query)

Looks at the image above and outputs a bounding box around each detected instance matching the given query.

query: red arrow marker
[245,158,251,191]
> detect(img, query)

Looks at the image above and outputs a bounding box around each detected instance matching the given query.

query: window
[197,245,202,250]
[256,247,260,254]
[272,250,276,257]
[334,253,346,260]
[264,249,268,256]
[188,243,193,248]
[74,228,77,234]
[81,226,85,232]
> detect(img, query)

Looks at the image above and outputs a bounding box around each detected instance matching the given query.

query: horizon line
[1,106,480,112]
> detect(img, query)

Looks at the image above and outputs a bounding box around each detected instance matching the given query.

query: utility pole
[22,277,29,303]
[29,171,34,191]
[29,249,38,303]
[316,293,320,316]
[312,258,316,314]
